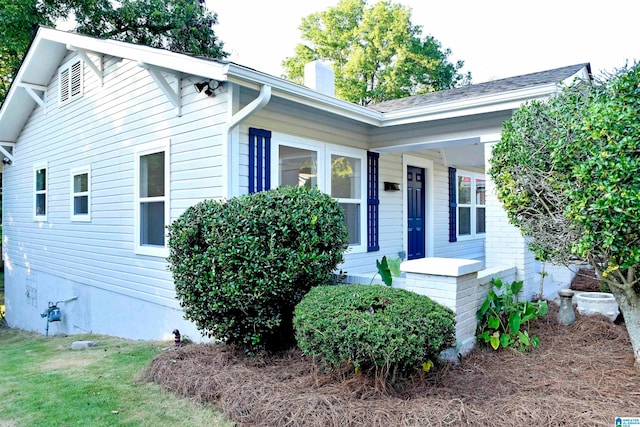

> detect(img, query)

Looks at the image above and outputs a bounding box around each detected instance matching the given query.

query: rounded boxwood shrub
[168,185,348,353]
[294,284,456,377]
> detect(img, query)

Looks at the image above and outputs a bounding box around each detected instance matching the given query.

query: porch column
[484,141,537,297]
[400,257,483,358]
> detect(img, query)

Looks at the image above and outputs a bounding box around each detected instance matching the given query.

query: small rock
[71,340,97,350]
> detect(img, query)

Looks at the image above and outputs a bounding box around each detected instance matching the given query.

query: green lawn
[0,327,232,426]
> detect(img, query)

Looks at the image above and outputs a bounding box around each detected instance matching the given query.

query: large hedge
[294,284,456,379]
[490,64,640,365]
[167,186,348,353]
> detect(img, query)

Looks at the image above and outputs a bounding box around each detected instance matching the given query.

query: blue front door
[407,166,425,260]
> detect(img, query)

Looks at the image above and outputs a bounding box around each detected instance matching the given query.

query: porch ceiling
[375,136,486,168]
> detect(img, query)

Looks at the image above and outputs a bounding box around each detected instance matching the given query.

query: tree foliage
[0,0,227,103]
[490,63,640,365]
[282,0,470,105]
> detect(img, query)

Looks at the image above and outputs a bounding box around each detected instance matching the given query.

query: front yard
[146,301,639,426]
[0,326,231,426]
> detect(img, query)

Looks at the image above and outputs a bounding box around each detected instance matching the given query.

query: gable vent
[59,59,83,105]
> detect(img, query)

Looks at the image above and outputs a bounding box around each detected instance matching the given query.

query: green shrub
[167,186,348,354]
[294,284,456,379]
[477,278,548,352]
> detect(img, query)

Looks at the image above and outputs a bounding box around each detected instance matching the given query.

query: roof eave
[380,83,561,127]
[222,63,384,126]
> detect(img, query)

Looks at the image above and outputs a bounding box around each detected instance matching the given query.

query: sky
[206,0,639,83]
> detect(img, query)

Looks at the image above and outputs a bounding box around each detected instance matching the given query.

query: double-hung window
[34,163,48,221]
[330,153,362,246]
[272,136,367,252]
[135,143,169,256]
[456,171,486,239]
[70,166,91,222]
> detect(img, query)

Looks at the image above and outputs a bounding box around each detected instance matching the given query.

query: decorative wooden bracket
[17,82,47,112]
[138,62,182,117]
[66,44,103,86]
[0,141,16,164]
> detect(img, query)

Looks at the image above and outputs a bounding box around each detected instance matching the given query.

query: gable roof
[0,27,591,145]
[370,63,591,113]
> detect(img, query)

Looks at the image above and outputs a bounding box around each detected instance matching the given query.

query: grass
[0,326,233,426]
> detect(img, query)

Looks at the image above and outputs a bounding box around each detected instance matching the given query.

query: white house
[0,27,590,343]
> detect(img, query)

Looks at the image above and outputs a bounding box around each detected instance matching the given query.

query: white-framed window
[70,166,91,222]
[59,58,83,106]
[34,162,48,221]
[134,142,170,257]
[330,151,363,248]
[457,171,486,239]
[272,135,367,252]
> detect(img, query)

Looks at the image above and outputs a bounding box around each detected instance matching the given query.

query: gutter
[223,63,383,126]
[225,84,272,132]
[222,84,272,199]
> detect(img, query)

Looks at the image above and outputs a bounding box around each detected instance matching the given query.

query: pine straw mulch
[145,303,639,427]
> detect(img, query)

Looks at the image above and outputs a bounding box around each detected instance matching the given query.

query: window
[331,154,362,246]
[279,145,318,188]
[34,163,47,221]
[135,143,169,256]
[456,171,486,239]
[59,59,83,105]
[271,136,367,252]
[70,166,91,222]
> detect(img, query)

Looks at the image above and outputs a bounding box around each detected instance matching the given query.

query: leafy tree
[490,64,640,366]
[0,0,227,103]
[282,0,470,105]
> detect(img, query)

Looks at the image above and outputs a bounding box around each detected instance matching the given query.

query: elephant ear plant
[477,278,548,352]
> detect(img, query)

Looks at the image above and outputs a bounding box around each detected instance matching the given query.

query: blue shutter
[367,151,380,252]
[448,167,457,242]
[248,128,271,193]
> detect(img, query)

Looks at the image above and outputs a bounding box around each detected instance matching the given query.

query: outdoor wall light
[384,181,400,191]
[194,79,221,97]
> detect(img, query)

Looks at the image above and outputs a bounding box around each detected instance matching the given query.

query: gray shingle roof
[368,63,591,113]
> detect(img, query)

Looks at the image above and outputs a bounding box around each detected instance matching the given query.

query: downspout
[223,84,272,199]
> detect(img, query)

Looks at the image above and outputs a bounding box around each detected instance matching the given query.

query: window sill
[135,245,169,258]
[456,234,486,242]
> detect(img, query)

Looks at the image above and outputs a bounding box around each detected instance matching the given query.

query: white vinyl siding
[59,58,83,105]
[70,165,91,221]
[34,162,47,221]
[4,53,227,316]
[134,142,170,257]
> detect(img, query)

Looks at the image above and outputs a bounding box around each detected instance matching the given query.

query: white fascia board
[222,63,384,126]
[380,83,560,127]
[38,27,228,81]
[224,63,561,128]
